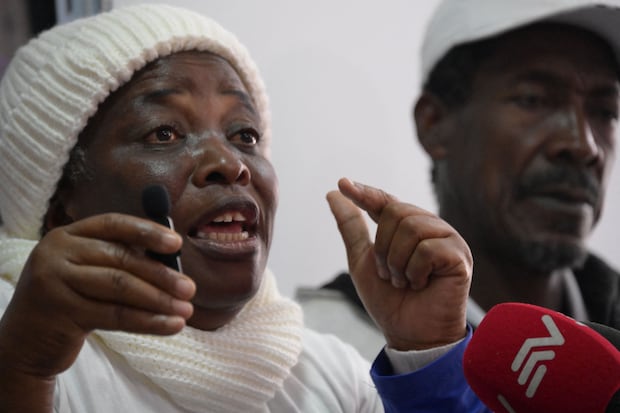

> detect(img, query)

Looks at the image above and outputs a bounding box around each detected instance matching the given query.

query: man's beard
[433,162,594,275]
[502,235,589,274]
[509,163,600,273]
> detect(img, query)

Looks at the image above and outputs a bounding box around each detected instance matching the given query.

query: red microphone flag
[463,302,620,413]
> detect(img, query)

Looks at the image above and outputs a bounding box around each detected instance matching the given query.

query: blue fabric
[371,326,490,412]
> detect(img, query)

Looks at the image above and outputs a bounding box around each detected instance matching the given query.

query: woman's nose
[191,137,251,187]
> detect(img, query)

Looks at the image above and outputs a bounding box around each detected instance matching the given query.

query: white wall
[115,0,620,298]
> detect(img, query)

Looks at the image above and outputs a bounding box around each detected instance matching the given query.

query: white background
[115,0,620,298]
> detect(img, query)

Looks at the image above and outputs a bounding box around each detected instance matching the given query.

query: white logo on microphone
[497,315,565,413]
[511,315,565,397]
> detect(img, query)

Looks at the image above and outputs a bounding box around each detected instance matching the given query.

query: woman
[0,4,482,412]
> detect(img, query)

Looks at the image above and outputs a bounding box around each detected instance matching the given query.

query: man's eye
[591,106,619,122]
[146,125,183,144]
[512,94,548,110]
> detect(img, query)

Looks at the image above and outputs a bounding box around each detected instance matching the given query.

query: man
[297,0,620,360]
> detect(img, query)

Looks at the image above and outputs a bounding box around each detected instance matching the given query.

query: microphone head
[142,184,171,220]
[463,303,620,413]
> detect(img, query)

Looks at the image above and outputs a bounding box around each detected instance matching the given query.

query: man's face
[63,51,278,320]
[434,25,619,272]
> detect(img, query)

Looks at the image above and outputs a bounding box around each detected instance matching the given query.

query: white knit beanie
[0,4,271,240]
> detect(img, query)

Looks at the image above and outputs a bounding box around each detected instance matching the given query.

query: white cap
[421,0,620,84]
[0,4,270,240]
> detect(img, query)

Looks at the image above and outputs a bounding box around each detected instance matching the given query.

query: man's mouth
[517,168,600,209]
[526,186,596,207]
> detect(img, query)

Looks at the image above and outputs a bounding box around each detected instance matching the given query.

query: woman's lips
[187,202,260,256]
[195,211,250,242]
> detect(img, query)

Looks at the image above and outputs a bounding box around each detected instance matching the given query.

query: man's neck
[469,255,569,313]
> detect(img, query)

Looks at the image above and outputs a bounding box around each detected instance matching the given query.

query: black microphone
[583,320,620,351]
[141,185,182,272]
[583,321,620,412]
[463,303,620,413]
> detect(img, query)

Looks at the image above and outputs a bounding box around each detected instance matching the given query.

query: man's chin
[516,238,589,273]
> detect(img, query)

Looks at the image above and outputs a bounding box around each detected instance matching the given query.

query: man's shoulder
[575,252,620,291]
[577,253,620,278]
[575,253,620,327]
[295,274,386,361]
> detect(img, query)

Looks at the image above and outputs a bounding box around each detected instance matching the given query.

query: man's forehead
[479,23,620,84]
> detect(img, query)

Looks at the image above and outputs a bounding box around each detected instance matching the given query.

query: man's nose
[545,104,600,167]
[191,136,251,187]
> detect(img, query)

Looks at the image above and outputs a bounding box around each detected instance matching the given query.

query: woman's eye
[146,125,183,144]
[233,128,260,146]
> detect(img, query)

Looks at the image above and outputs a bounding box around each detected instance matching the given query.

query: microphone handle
[146,215,182,272]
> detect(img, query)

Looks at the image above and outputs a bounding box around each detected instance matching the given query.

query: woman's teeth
[195,211,250,241]
[203,231,249,241]
[212,212,246,223]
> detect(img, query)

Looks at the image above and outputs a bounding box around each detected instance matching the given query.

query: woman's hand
[327,178,473,350]
[0,213,195,380]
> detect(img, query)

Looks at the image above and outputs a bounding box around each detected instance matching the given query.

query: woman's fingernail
[175,277,195,297]
[162,232,181,247]
[172,300,193,318]
[375,258,390,280]
[391,277,406,289]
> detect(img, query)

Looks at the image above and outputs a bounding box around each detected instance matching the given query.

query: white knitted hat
[421,0,620,85]
[0,4,271,240]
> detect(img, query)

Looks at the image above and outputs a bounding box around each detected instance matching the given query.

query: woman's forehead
[131,51,247,92]
[89,51,253,120]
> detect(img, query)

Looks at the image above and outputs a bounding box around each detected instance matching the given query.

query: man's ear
[413,92,451,161]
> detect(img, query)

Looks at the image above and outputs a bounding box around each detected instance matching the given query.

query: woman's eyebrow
[220,88,257,115]
[135,86,257,116]
[131,72,196,104]
[140,88,184,103]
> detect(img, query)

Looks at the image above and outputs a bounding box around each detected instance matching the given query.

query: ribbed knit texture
[0,4,271,240]
[0,238,303,412]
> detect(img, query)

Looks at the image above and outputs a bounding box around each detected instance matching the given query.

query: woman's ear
[43,189,75,233]
[413,92,451,161]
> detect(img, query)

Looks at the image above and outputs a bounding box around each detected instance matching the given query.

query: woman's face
[60,51,278,329]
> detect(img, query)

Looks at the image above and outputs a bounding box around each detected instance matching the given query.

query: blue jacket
[371,328,490,412]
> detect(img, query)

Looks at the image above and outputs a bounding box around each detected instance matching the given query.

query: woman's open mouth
[186,200,260,256]
[195,211,251,242]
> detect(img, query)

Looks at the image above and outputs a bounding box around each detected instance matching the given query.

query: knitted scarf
[0,237,304,412]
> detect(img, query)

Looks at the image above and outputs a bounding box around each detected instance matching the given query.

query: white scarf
[0,237,304,412]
